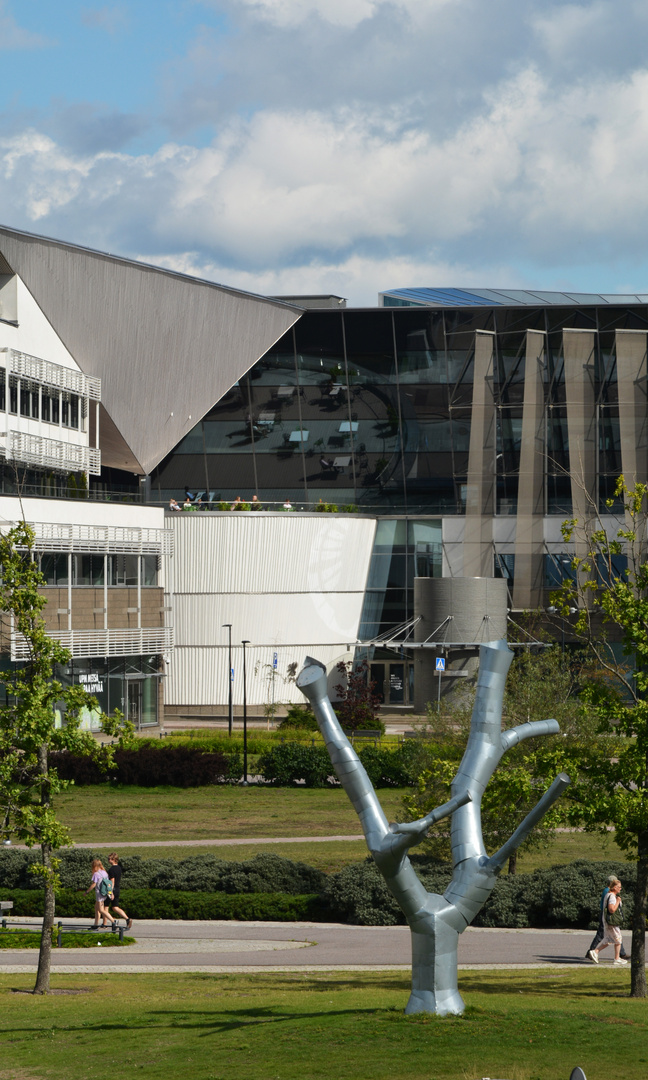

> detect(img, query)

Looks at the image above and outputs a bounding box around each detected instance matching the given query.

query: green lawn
[0,970,645,1080]
[54,785,405,843]
[51,784,629,875]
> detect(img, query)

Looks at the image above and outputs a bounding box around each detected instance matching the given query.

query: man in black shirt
[104,852,133,929]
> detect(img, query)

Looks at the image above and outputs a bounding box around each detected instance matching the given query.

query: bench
[342,729,382,747]
[0,902,13,915]
[1,918,125,945]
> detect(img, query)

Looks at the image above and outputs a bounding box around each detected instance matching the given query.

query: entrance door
[370,662,412,705]
[127,680,143,729]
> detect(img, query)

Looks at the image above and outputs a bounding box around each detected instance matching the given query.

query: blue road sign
[435,657,446,672]
[273,652,278,669]
[230,668,234,682]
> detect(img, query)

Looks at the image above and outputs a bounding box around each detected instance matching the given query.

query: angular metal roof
[380,287,648,308]
[0,225,302,475]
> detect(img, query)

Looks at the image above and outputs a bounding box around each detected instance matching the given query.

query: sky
[2,1,648,305]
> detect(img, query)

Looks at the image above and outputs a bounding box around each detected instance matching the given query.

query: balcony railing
[11,625,174,661]
[7,432,101,476]
[6,349,101,400]
[26,522,173,555]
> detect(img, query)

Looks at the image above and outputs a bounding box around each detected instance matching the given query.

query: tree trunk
[33,841,54,995]
[508,851,517,875]
[33,744,53,995]
[630,828,648,998]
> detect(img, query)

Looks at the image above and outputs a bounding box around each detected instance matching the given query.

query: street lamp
[222,623,233,736]
[241,640,250,785]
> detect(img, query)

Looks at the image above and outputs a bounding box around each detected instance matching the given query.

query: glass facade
[150,302,648,516]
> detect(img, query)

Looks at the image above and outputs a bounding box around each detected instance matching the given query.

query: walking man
[103,852,133,929]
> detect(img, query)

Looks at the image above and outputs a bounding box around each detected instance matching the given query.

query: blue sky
[3,1,648,304]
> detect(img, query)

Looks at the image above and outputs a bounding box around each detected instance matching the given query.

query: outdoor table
[277,386,295,397]
[339,421,358,433]
[333,455,351,472]
[289,430,309,442]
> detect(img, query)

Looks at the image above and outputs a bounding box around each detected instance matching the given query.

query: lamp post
[222,623,233,736]
[241,639,250,785]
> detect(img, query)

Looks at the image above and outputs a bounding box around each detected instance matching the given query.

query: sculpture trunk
[297,641,570,1016]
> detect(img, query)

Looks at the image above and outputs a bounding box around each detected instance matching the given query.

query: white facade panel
[165,513,376,707]
[168,513,377,594]
[167,645,353,707]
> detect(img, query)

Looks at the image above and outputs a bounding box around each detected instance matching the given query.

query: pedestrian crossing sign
[435,657,445,672]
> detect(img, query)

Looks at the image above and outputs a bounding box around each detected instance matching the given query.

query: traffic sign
[273,652,278,669]
[435,657,446,672]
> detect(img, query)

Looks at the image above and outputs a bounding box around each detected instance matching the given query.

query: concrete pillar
[563,329,596,521]
[616,329,648,489]
[512,330,546,610]
[464,332,495,577]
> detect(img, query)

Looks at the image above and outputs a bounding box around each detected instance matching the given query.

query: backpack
[605,896,623,927]
[98,876,114,900]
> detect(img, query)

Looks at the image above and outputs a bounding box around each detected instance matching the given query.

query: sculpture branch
[297,640,570,1016]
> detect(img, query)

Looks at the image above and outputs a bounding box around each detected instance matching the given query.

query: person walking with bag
[588,877,627,965]
[102,852,133,929]
[585,873,629,961]
[84,858,116,930]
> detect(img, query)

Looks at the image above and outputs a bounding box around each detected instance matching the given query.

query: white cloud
[226,0,450,30]
[6,60,648,300]
[80,5,129,35]
[0,1,51,49]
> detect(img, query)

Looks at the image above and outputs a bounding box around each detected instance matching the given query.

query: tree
[297,643,569,1015]
[403,647,589,873]
[551,476,648,998]
[333,658,383,732]
[0,522,130,994]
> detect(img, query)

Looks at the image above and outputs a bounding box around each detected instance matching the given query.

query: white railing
[7,431,101,476]
[11,625,174,661]
[6,349,101,401]
[25,523,173,555]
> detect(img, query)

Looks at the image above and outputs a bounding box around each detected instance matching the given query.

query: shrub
[333,659,383,733]
[358,741,427,787]
[257,743,335,787]
[323,859,403,925]
[0,850,326,895]
[0,887,322,922]
[49,745,241,787]
[278,704,318,732]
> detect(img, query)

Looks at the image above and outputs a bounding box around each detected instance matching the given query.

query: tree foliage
[333,658,383,732]
[402,647,588,870]
[0,522,132,993]
[551,477,648,997]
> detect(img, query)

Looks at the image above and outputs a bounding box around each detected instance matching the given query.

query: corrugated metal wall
[165,514,376,706]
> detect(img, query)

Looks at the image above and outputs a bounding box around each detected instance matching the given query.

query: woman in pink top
[84,858,116,930]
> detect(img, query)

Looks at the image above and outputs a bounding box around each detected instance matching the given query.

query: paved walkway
[1,919,629,975]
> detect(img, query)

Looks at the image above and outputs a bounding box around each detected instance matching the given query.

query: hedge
[0,887,322,922]
[257,744,335,787]
[0,849,327,896]
[0,850,638,929]
[49,744,242,787]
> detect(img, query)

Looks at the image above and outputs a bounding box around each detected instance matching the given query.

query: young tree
[0,522,130,994]
[333,658,382,732]
[298,642,569,1015]
[551,477,648,998]
[403,647,590,872]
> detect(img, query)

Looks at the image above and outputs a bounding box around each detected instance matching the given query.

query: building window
[20,380,39,419]
[73,554,105,587]
[0,368,5,412]
[9,376,17,415]
[39,553,69,585]
[108,554,139,587]
[42,388,60,424]
[61,392,80,429]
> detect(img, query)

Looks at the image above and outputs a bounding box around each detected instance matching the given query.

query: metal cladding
[414,576,508,643]
[0,224,302,475]
[297,640,569,1016]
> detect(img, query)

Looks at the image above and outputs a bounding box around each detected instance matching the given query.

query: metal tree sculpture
[297,639,570,1015]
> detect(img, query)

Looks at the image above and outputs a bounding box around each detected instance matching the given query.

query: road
[0,919,624,974]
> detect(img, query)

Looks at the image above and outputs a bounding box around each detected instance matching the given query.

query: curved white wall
[165,513,376,707]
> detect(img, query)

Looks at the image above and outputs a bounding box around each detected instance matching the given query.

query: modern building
[1,224,646,718]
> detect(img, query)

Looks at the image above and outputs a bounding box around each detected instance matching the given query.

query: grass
[0,930,134,949]
[50,784,630,875]
[0,970,646,1080]
[54,785,406,843]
